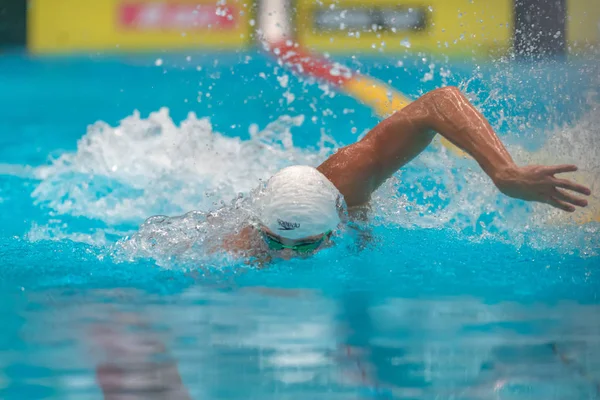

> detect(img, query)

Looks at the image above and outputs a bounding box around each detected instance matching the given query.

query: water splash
[32,108,331,226]
[369,102,600,255]
[26,96,599,262]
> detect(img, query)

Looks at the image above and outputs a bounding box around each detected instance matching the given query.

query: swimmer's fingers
[553,188,588,208]
[552,178,592,196]
[547,164,578,175]
[548,196,576,212]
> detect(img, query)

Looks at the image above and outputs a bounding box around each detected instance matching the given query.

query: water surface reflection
[6,285,600,399]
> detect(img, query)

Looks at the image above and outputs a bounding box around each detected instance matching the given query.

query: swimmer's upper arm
[318,143,381,207]
[318,95,435,205]
[222,225,255,253]
[358,95,437,187]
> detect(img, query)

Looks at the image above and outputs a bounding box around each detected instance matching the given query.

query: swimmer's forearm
[421,86,516,181]
[331,86,518,200]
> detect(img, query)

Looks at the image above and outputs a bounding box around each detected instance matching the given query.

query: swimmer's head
[257,165,343,240]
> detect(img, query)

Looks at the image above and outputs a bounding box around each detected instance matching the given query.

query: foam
[27,222,110,247]
[31,109,331,225]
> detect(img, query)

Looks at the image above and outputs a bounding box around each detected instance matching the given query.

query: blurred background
[0,0,596,56]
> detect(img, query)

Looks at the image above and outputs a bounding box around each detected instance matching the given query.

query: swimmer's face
[258,226,333,255]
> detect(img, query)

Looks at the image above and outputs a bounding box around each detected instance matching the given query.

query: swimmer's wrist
[490,164,521,192]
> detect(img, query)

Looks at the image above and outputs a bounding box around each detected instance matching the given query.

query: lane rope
[264,39,468,158]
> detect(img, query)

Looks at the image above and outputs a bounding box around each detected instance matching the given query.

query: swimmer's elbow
[429,86,462,99]
[421,86,470,130]
[423,86,465,112]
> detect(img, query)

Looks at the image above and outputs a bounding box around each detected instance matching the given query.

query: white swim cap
[258,165,342,240]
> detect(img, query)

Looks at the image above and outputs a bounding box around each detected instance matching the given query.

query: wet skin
[227,86,592,255]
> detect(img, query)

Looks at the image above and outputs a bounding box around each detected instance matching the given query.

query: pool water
[0,49,599,399]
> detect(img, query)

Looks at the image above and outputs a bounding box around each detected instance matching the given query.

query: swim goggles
[259,228,332,253]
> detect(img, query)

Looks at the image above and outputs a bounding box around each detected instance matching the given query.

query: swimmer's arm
[366,86,517,185]
[324,86,590,211]
[94,317,192,400]
[222,226,272,267]
[321,86,504,206]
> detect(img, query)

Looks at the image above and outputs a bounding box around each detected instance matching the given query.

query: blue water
[0,49,599,399]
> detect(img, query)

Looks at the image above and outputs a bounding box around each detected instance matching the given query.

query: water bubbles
[321,108,334,117]
[249,19,255,27]
[155,58,164,67]
[400,39,411,48]
[421,63,436,83]
[283,91,295,105]
[277,74,289,88]
[439,67,452,79]
[215,6,227,17]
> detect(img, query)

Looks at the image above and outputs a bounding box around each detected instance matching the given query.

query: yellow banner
[28,0,254,54]
[295,0,512,56]
[567,0,600,49]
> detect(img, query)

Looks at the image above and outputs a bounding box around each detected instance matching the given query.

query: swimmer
[224,86,591,258]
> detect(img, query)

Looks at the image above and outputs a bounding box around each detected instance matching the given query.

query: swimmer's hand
[493,164,591,212]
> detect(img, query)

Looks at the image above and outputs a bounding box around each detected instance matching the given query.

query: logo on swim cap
[277,219,300,231]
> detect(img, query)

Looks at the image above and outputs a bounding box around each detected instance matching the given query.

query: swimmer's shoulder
[222,225,256,253]
[318,145,379,207]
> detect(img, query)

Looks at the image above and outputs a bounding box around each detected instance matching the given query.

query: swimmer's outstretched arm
[318,86,591,211]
